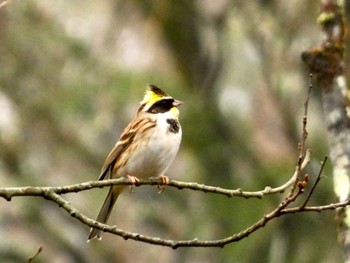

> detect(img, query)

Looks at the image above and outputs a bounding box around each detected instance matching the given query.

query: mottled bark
[302,0,350,261]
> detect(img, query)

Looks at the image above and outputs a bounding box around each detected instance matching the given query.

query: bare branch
[301,156,328,208]
[290,78,313,197]
[38,186,296,248]
[282,199,350,214]
[33,177,345,248]
[0,147,335,249]
[28,246,43,263]
[0,154,310,202]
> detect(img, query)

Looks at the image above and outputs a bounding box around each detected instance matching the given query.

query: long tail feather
[88,186,124,241]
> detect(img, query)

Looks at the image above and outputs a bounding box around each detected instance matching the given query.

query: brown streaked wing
[97,116,156,181]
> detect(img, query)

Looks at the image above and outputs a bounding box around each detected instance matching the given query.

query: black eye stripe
[147,99,174,113]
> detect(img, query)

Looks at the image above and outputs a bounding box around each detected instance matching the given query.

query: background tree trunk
[302,0,350,261]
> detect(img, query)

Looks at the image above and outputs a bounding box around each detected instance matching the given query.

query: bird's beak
[173,100,183,107]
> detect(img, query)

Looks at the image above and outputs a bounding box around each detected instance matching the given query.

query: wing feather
[97,116,156,180]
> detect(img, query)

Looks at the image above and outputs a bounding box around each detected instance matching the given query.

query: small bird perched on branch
[88,84,182,241]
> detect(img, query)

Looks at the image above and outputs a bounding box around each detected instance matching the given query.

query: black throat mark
[166,118,180,134]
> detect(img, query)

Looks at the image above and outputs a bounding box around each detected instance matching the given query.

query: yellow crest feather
[141,84,169,105]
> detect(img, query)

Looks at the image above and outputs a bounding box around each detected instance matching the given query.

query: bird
[88,84,182,241]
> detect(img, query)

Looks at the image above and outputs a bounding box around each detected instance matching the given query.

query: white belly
[120,116,181,179]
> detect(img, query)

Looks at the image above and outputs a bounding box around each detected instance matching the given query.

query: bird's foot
[127,175,139,192]
[156,175,170,193]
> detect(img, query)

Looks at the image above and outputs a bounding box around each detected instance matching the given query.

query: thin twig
[301,156,328,208]
[28,246,43,263]
[298,74,312,160]
[290,84,313,197]
[282,199,350,214]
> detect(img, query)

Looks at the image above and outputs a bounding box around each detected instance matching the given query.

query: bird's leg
[156,175,170,193]
[127,174,139,192]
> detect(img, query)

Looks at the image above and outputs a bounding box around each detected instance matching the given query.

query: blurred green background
[0,1,344,262]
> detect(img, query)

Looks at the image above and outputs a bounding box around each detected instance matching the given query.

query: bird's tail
[87,186,124,241]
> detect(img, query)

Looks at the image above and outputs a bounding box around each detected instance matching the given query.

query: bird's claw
[127,175,139,193]
[157,175,170,193]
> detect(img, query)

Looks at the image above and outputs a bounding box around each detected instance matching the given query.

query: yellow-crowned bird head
[138,84,182,116]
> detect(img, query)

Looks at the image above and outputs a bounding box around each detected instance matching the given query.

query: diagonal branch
[301,156,328,208]
[43,187,297,248]
[33,176,347,248]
